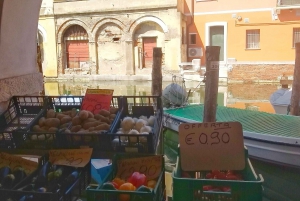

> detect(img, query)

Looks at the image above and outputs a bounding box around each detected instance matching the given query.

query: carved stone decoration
[0,73,44,103]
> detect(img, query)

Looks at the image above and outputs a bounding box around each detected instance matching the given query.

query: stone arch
[128,15,168,35]
[92,18,126,36]
[57,19,91,43]
[38,24,47,42]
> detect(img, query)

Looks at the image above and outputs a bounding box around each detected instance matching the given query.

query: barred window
[246,29,260,49]
[293,28,300,48]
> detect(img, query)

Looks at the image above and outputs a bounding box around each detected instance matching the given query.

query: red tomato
[221,186,231,192]
[211,170,221,176]
[203,185,213,191]
[226,174,238,180]
[205,173,213,179]
[110,181,120,189]
[214,172,226,180]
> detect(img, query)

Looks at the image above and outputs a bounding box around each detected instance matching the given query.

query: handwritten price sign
[49,148,93,167]
[81,89,114,114]
[116,155,163,180]
[0,152,38,175]
[179,122,245,171]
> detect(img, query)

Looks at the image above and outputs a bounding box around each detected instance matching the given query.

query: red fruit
[225,174,238,180]
[211,170,221,176]
[127,172,147,188]
[205,173,213,179]
[203,185,213,191]
[214,172,226,180]
[110,181,120,189]
[221,186,231,192]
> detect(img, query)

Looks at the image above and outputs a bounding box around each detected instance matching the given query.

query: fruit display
[0,166,27,190]
[63,107,118,136]
[112,115,155,145]
[29,108,77,141]
[101,171,158,201]
[3,161,83,201]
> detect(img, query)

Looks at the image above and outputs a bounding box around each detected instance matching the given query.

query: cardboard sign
[179,122,245,171]
[49,148,93,168]
[116,155,163,180]
[0,152,38,175]
[81,89,114,114]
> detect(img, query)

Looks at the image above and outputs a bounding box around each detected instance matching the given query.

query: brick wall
[228,64,294,83]
[228,83,279,100]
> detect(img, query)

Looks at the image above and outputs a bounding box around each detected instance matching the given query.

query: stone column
[125,40,134,75]
[89,41,97,74]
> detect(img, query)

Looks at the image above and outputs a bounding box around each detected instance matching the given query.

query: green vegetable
[1,174,15,189]
[102,182,117,190]
[136,185,152,192]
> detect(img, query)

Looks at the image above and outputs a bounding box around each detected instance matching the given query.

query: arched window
[64,25,89,69]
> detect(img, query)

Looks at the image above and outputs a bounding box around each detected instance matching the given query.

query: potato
[60,123,69,129]
[71,125,82,132]
[47,109,56,118]
[38,117,46,127]
[33,125,44,132]
[72,116,82,126]
[71,108,77,118]
[64,129,71,133]
[87,111,94,118]
[88,127,95,132]
[110,107,119,114]
[96,114,110,124]
[95,123,110,131]
[82,118,97,125]
[109,114,116,119]
[61,116,72,124]
[45,118,60,128]
[94,114,101,120]
[83,121,102,130]
[62,110,71,116]
[56,113,66,120]
[48,127,58,132]
[79,110,89,120]
[99,109,110,117]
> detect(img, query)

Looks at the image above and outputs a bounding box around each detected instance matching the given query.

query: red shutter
[66,40,89,68]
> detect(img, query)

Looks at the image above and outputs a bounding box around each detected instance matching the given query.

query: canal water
[44,80,297,201]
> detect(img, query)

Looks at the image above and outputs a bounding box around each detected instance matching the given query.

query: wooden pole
[152,47,162,96]
[290,43,300,116]
[203,46,221,122]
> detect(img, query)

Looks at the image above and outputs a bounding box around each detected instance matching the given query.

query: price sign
[116,155,163,181]
[49,148,93,168]
[81,89,114,114]
[211,61,219,71]
[0,152,38,175]
[179,122,245,171]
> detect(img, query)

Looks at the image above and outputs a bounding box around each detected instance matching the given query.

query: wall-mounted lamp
[237,16,242,21]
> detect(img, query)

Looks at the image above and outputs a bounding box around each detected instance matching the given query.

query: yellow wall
[38,16,58,77]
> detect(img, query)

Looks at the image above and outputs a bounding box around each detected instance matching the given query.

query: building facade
[184,0,300,82]
[38,0,185,79]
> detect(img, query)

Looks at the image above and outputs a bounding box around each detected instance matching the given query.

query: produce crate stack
[0,96,47,149]
[109,96,163,154]
[172,122,264,201]
[0,151,91,201]
[86,153,165,201]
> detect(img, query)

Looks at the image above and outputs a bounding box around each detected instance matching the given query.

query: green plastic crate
[86,153,165,201]
[172,147,264,201]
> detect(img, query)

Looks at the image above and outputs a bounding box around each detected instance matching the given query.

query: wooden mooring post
[203,46,221,122]
[151,47,162,96]
[290,43,300,116]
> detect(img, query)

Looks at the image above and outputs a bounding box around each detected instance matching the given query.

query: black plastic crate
[12,108,76,149]
[0,96,47,149]
[47,96,122,112]
[1,158,91,201]
[56,96,163,156]
[86,153,165,201]
[109,96,163,154]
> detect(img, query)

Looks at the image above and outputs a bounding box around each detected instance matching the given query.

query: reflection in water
[44,81,280,113]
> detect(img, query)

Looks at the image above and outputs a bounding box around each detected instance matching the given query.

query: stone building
[39,0,186,79]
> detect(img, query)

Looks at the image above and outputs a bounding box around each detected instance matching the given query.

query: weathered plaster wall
[39,0,58,77]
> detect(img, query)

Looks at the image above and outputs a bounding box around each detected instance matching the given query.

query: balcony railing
[278,0,300,6]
